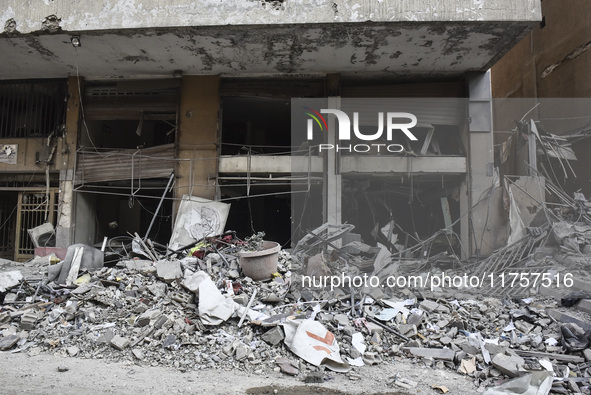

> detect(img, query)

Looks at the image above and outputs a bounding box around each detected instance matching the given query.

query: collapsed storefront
[0,0,541,261]
[4,3,591,394]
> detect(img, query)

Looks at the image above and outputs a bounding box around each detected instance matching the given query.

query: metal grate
[0,79,67,138]
[15,191,57,261]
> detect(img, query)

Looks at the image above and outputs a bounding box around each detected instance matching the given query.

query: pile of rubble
[1,201,591,394]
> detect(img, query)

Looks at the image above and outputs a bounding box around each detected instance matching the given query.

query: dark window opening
[221,97,291,155]
[82,119,175,150]
[81,80,178,149]
[220,185,293,246]
[0,79,67,138]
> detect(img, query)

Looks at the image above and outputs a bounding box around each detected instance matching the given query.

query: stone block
[491,353,525,377]
[261,326,284,346]
[419,300,440,312]
[155,260,182,281]
[110,335,130,350]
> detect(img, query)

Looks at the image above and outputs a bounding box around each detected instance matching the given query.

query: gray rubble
[0,211,590,394]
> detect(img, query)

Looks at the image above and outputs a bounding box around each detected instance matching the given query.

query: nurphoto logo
[304,108,418,153]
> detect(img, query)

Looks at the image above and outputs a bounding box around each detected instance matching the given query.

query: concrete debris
[394,377,418,389]
[405,347,455,362]
[261,326,284,346]
[66,346,79,357]
[491,353,525,378]
[0,334,18,350]
[275,357,299,376]
[0,271,23,293]
[110,335,131,351]
[155,260,182,282]
[0,224,589,394]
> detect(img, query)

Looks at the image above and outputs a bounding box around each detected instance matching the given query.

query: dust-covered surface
[2,193,591,395]
[0,351,475,394]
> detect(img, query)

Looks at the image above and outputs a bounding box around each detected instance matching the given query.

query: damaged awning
[74,143,175,185]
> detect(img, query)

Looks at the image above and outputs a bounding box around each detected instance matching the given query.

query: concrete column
[176,76,220,209]
[467,71,495,257]
[325,96,342,226]
[55,76,80,247]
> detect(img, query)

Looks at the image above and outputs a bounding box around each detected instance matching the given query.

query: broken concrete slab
[261,326,284,346]
[97,329,115,344]
[404,347,455,361]
[132,349,144,360]
[275,357,299,376]
[491,353,525,378]
[514,350,585,363]
[0,271,23,293]
[334,313,349,326]
[124,260,154,271]
[155,260,182,281]
[110,335,130,350]
[148,283,167,299]
[234,341,249,361]
[0,334,19,350]
[66,346,79,357]
[547,309,591,331]
[419,300,440,312]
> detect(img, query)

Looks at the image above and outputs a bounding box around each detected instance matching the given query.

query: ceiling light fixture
[71,36,81,47]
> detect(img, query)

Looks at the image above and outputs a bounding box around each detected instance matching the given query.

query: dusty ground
[0,351,477,394]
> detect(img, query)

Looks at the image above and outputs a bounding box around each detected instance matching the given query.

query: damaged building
[6,2,591,394]
[0,1,542,261]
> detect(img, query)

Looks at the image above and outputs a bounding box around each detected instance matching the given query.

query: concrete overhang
[0,0,541,80]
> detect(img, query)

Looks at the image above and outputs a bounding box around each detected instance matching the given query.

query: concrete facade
[0,0,542,259]
[2,0,541,33]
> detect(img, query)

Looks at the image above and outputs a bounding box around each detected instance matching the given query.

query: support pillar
[175,76,220,211]
[55,76,80,248]
[325,96,342,227]
[467,71,495,257]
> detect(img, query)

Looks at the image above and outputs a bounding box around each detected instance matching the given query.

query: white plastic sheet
[282,319,349,372]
